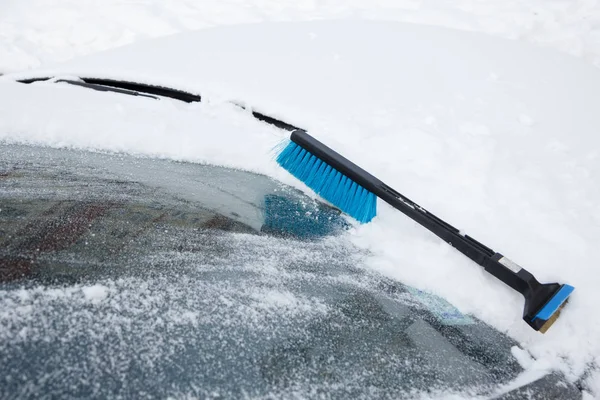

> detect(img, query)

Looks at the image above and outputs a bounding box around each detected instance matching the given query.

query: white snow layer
[1,2,600,398]
[2,0,600,73]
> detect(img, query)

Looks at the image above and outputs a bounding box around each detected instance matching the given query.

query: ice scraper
[276,129,574,333]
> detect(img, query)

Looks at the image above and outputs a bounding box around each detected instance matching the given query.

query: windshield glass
[0,144,524,399]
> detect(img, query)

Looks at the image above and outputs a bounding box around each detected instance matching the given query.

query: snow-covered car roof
[5,20,600,147]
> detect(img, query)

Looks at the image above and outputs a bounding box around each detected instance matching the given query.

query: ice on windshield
[0,144,522,399]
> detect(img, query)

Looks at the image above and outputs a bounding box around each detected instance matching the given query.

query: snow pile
[81,284,109,303]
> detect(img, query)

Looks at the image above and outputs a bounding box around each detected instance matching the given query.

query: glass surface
[0,144,525,399]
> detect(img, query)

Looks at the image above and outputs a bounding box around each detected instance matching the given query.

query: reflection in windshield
[0,144,523,399]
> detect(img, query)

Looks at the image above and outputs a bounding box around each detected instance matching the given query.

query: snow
[2,0,600,73]
[1,1,600,398]
[81,284,109,303]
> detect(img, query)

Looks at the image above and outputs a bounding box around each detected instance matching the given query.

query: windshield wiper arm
[56,79,159,100]
[19,76,299,131]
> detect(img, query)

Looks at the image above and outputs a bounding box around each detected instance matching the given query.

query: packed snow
[1,1,600,399]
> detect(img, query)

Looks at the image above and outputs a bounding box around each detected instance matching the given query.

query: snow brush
[276,129,574,333]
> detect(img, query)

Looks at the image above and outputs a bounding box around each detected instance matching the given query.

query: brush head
[276,140,377,223]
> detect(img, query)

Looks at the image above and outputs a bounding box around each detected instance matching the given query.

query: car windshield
[1,144,525,399]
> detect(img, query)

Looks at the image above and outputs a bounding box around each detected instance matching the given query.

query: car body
[1,20,594,398]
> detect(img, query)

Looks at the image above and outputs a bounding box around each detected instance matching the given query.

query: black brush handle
[290,129,386,193]
[291,129,494,261]
[290,129,552,322]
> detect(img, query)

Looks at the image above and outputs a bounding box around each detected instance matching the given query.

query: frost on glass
[1,145,522,399]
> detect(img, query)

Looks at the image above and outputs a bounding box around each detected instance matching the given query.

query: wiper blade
[18,76,298,131]
[82,78,203,103]
[56,79,158,100]
[19,76,202,103]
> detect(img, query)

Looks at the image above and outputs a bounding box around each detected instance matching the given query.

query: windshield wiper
[19,76,201,103]
[19,76,299,132]
[55,79,159,100]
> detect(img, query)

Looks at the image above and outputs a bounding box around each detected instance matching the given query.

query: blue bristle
[346,181,359,210]
[326,170,343,204]
[276,141,377,223]
[336,175,350,210]
[354,185,365,208]
[305,159,324,188]
[300,155,317,181]
[296,148,309,169]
